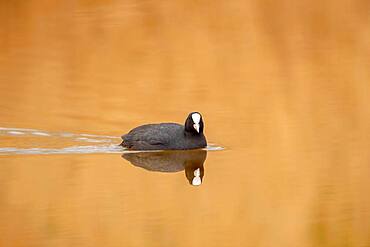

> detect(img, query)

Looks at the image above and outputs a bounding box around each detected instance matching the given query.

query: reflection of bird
[120,112,207,150]
[122,150,207,186]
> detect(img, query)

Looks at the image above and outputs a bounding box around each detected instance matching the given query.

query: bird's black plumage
[120,112,207,150]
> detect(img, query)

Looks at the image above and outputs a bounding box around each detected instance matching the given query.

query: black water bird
[120,112,207,150]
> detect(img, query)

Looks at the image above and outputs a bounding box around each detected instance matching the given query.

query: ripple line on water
[0,127,121,143]
[0,144,224,155]
[0,127,224,155]
[0,144,124,155]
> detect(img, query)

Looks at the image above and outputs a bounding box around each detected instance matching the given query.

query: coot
[120,112,207,150]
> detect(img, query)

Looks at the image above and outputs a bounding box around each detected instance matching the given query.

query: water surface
[0,1,369,247]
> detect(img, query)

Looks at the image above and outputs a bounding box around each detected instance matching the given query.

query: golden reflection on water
[0,0,370,246]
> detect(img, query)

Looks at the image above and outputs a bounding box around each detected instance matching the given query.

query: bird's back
[121,123,183,150]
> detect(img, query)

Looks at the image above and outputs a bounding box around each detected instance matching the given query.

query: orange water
[0,1,369,246]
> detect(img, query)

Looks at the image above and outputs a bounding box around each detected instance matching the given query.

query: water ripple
[0,127,223,155]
